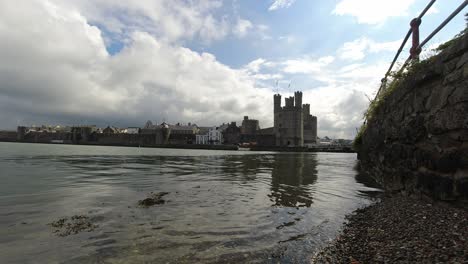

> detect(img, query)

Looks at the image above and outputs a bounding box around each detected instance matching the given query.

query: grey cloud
[0,1,272,130]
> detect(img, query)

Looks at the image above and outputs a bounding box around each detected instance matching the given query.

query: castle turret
[274,94,281,113]
[285,96,294,108]
[17,126,26,141]
[294,91,302,108]
[302,104,310,116]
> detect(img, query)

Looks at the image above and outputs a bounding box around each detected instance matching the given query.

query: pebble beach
[312,195,468,263]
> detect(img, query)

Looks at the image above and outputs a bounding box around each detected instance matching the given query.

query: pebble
[312,196,468,263]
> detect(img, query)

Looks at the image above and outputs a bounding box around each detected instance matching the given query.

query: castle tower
[285,96,294,108]
[303,103,317,144]
[294,91,302,108]
[302,104,310,116]
[274,94,281,113]
[17,126,26,141]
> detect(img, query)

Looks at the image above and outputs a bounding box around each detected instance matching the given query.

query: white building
[196,134,209,144]
[208,126,223,145]
[124,127,140,134]
[196,126,223,145]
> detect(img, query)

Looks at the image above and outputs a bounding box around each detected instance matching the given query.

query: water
[0,142,381,263]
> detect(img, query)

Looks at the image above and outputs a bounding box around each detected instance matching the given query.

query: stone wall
[0,131,17,142]
[276,108,303,146]
[358,32,468,201]
[304,115,317,144]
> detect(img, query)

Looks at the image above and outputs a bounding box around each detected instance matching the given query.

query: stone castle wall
[304,115,317,144]
[357,32,468,201]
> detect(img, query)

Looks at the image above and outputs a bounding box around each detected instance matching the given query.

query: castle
[273,91,317,147]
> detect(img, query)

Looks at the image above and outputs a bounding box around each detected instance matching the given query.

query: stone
[456,52,468,69]
[357,32,468,201]
[443,69,463,85]
[138,192,170,207]
[48,215,97,237]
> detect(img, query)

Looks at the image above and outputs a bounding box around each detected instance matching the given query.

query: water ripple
[0,142,382,264]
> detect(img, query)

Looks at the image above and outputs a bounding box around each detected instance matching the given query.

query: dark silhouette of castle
[273,92,317,146]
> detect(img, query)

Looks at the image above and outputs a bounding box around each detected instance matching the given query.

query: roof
[169,125,196,131]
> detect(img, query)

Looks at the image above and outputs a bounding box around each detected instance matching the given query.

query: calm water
[0,142,381,263]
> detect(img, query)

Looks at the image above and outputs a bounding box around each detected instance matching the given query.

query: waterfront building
[273,91,317,147]
[140,123,170,145]
[103,126,119,135]
[255,92,318,147]
[208,126,223,145]
[302,104,318,145]
[241,116,259,135]
[168,124,199,144]
[256,127,275,146]
[123,127,140,134]
[222,122,241,145]
[240,116,259,143]
[196,126,224,145]
[196,134,209,144]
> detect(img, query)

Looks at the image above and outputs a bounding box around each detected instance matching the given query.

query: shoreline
[0,140,356,153]
[312,195,468,263]
[0,140,240,151]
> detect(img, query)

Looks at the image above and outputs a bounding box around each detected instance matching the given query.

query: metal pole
[418,0,468,50]
[418,0,437,19]
[410,18,422,60]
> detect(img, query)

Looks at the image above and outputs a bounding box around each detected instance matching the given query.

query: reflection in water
[0,143,381,264]
[270,153,317,207]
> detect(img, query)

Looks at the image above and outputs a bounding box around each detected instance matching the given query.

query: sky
[0,0,466,138]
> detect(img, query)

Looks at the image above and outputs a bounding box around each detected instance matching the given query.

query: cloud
[0,0,396,139]
[337,37,401,61]
[239,53,388,138]
[268,0,296,11]
[63,0,230,43]
[0,0,272,129]
[278,35,296,44]
[282,56,335,74]
[233,18,253,38]
[332,0,417,24]
[244,58,267,73]
[303,88,369,139]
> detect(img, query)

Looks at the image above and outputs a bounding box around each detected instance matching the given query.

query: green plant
[435,25,467,52]
[354,59,426,148]
[354,29,466,148]
[353,123,366,151]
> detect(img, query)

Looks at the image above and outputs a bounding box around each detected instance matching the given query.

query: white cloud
[426,5,439,15]
[244,58,267,73]
[0,0,398,139]
[251,73,284,81]
[233,18,253,38]
[338,37,401,61]
[332,0,417,24]
[302,87,369,139]
[62,0,229,43]
[282,56,335,74]
[278,35,296,44]
[239,53,388,138]
[260,26,272,41]
[0,0,273,129]
[268,0,296,11]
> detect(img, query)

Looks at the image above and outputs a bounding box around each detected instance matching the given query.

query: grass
[354,52,439,151]
[435,14,467,52]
